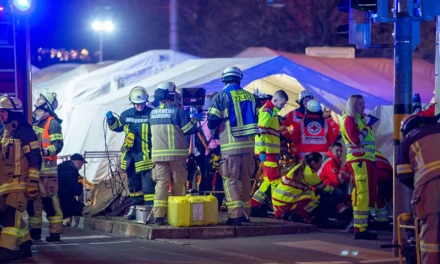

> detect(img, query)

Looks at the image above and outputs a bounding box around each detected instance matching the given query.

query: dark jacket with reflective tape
[1,120,42,195]
[149,102,198,162]
[397,123,440,190]
[107,107,153,173]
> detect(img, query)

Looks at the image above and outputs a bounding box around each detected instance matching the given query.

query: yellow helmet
[40,89,58,111]
[0,94,23,113]
[129,86,148,104]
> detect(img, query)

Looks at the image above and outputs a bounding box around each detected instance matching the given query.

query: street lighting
[92,20,114,62]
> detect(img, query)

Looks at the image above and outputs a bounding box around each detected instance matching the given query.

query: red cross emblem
[307,121,322,135]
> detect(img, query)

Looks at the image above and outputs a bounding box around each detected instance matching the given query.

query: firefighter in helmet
[106,86,156,221]
[397,114,440,264]
[0,95,42,262]
[28,89,64,242]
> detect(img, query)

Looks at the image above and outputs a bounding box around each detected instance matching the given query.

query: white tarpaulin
[63,55,391,182]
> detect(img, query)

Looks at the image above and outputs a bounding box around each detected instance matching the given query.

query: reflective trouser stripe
[375,207,388,222]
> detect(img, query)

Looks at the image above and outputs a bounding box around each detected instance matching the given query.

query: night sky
[29,0,170,66]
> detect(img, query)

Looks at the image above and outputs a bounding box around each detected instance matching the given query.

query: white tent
[63,55,390,182]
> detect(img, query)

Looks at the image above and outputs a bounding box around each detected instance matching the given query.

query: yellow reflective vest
[255,101,280,167]
[340,113,376,162]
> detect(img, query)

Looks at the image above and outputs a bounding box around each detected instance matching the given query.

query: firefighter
[291,99,337,159]
[0,95,42,262]
[208,66,259,226]
[397,114,440,264]
[106,86,156,220]
[272,152,337,223]
[280,90,314,157]
[340,94,379,240]
[28,89,64,242]
[374,150,392,229]
[322,104,340,136]
[250,90,289,217]
[149,82,202,225]
[412,92,435,117]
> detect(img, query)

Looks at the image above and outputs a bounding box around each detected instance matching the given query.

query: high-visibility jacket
[33,114,63,177]
[273,163,334,205]
[255,100,281,167]
[107,107,153,173]
[0,120,42,196]
[318,150,351,188]
[397,122,440,190]
[340,113,376,162]
[208,85,257,156]
[291,114,336,158]
[149,102,198,162]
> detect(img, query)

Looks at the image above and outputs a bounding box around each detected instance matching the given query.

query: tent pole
[169,0,178,51]
[392,0,414,257]
[435,16,440,115]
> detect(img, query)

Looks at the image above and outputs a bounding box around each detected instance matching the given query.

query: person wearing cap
[207,66,259,226]
[57,154,89,220]
[106,86,156,221]
[149,82,202,225]
[291,99,337,160]
[28,88,64,242]
[0,94,42,262]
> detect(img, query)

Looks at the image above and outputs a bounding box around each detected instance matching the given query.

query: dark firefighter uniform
[0,95,42,261]
[107,107,155,205]
[208,71,259,224]
[28,113,64,239]
[397,115,440,264]
[149,99,199,222]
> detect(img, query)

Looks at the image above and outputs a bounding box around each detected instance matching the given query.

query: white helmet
[306,99,322,113]
[40,89,58,111]
[298,90,314,103]
[0,94,23,113]
[221,66,243,83]
[156,82,177,94]
[129,86,148,104]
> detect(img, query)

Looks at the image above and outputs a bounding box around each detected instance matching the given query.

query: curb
[83,217,317,240]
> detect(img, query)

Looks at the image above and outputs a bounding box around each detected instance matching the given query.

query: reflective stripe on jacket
[255,100,280,167]
[340,113,375,162]
[150,103,198,162]
[107,107,153,172]
[0,120,42,195]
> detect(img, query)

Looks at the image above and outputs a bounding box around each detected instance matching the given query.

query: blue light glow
[13,0,32,12]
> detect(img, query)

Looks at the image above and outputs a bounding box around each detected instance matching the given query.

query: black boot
[29,228,41,241]
[288,213,305,223]
[241,216,251,223]
[46,233,61,242]
[354,230,378,240]
[249,207,262,217]
[14,240,32,260]
[0,247,16,263]
[226,217,242,226]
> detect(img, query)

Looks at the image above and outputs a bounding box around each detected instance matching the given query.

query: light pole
[92,20,113,62]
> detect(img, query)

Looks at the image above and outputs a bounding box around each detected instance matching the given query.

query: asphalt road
[17,222,401,264]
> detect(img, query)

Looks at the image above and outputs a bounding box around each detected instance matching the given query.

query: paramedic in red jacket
[322,105,340,137]
[291,99,337,159]
[280,90,314,156]
[318,142,351,189]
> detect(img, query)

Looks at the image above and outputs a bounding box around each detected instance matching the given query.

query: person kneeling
[58,153,88,219]
[272,152,338,224]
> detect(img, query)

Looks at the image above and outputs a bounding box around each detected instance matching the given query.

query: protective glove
[42,148,50,157]
[192,112,205,122]
[26,182,39,201]
[106,111,114,119]
[259,153,266,162]
[121,132,135,152]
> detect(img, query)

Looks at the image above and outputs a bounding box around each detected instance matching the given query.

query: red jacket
[280,108,306,156]
[326,116,340,136]
[417,104,435,117]
[292,114,337,158]
[318,150,350,188]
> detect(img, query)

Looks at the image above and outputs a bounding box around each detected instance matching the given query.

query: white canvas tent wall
[62,55,390,182]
